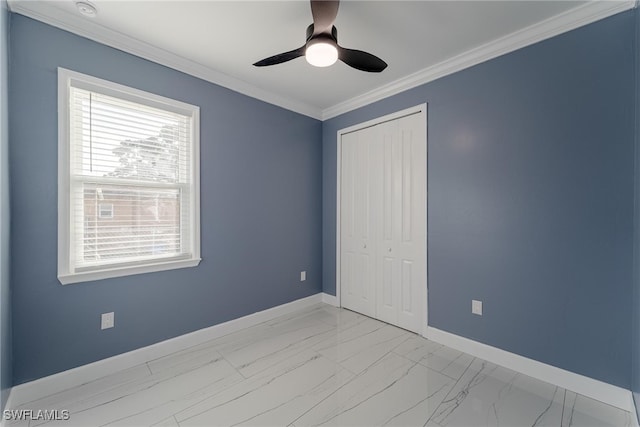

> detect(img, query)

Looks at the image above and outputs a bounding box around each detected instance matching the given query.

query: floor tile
[562,391,633,426]
[314,306,372,330]
[216,320,335,378]
[430,358,565,426]
[150,417,179,427]
[294,352,454,426]
[265,305,338,331]
[312,318,411,375]
[33,354,242,426]
[393,335,474,380]
[13,364,152,412]
[10,364,152,427]
[146,339,221,375]
[176,350,353,426]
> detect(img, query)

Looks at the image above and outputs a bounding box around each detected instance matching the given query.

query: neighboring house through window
[58,68,201,284]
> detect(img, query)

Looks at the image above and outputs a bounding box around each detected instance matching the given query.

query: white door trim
[336,103,428,335]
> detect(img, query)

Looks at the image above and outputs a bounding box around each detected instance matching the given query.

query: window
[58,68,200,284]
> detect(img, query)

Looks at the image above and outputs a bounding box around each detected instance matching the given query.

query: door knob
[363,244,367,249]
[388,248,392,252]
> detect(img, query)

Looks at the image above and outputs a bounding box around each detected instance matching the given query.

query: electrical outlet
[101,312,114,330]
[472,300,483,316]
[300,271,306,282]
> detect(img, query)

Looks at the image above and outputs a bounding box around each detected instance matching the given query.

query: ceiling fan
[253,0,387,72]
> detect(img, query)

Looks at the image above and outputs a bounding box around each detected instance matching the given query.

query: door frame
[335,103,428,336]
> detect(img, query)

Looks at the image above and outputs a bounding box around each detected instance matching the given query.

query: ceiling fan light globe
[305,41,338,67]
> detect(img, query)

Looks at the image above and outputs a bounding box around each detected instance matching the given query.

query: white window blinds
[59,69,200,284]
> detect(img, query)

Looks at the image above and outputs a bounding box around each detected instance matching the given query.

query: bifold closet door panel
[340,127,377,319]
[394,113,426,333]
[375,114,425,333]
[376,119,399,327]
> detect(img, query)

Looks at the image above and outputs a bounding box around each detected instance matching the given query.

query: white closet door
[376,113,426,333]
[340,126,377,318]
[340,109,426,334]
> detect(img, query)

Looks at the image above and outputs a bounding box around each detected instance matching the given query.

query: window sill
[58,257,201,285]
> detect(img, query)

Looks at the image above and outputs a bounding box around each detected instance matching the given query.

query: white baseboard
[631,393,640,427]
[425,326,632,413]
[321,292,339,307]
[9,293,324,408]
[1,388,14,427]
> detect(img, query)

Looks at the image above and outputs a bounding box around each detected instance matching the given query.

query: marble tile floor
[6,304,633,427]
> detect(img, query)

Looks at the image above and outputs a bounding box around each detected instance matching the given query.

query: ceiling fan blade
[253,46,306,67]
[338,47,387,72]
[311,0,339,35]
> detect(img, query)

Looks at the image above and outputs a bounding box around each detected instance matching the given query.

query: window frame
[58,68,201,285]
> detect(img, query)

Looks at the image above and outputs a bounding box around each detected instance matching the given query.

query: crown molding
[7,0,323,120]
[321,0,636,120]
[8,0,635,123]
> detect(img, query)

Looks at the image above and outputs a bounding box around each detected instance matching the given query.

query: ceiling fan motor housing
[306,24,338,44]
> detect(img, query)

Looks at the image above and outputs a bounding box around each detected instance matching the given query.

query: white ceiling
[7,0,636,119]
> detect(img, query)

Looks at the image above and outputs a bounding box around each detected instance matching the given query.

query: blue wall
[632,6,640,420]
[9,15,322,384]
[0,0,11,409]
[323,12,635,388]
